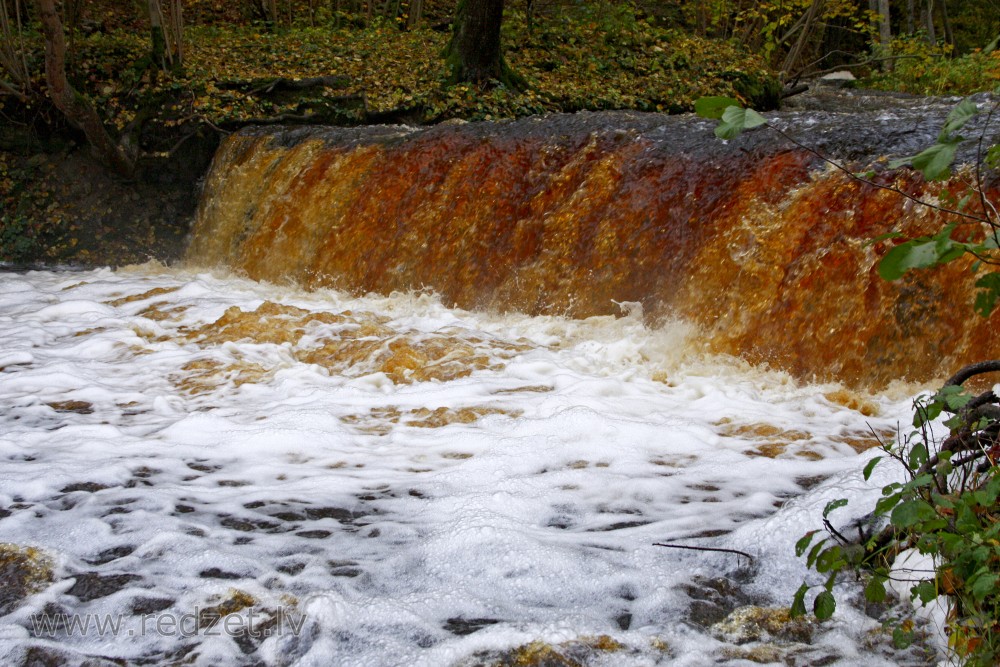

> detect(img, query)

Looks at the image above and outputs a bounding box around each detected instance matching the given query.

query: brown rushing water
[186,111,999,388]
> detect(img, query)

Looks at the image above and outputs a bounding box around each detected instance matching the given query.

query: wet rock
[198,589,255,629]
[711,605,815,644]
[18,645,123,666]
[219,515,284,533]
[199,567,244,580]
[455,635,625,667]
[67,573,142,602]
[682,576,753,629]
[60,482,110,493]
[720,643,843,666]
[304,506,362,523]
[295,530,332,539]
[276,561,306,576]
[46,400,94,414]
[130,596,174,615]
[0,543,54,615]
[443,617,501,636]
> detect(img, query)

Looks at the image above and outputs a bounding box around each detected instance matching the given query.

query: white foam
[0,267,933,665]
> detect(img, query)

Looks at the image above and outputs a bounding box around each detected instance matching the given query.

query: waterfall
[187,110,999,387]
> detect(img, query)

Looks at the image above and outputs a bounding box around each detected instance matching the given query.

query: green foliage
[0,155,45,262]
[789,382,1000,665]
[864,35,1000,96]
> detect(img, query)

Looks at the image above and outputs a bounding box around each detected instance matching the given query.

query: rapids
[0,266,936,666]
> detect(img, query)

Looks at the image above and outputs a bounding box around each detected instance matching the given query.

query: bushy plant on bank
[697,91,1000,666]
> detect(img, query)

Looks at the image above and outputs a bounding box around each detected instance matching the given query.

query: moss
[711,605,816,644]
[197,588,257,629]
[0,544,55,615]
[468,635,625,667]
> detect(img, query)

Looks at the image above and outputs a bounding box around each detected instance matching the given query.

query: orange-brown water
[186,115,999,388]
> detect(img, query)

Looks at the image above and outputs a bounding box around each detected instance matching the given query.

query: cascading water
[1,98,996,666]
[188,108,999,387]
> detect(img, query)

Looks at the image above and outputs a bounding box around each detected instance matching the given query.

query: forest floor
[2,12,997,267]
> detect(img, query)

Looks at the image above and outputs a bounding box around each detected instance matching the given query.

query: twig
[653,542,755,563]
[0,78,30,104]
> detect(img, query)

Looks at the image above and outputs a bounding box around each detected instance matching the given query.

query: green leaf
[714,106,767,140]
[912,580,939,605]
[875,492,903,515]
[910,139,961,181]
[815,545,843,573]
[891,499,937,528]
[694,96,740,120]
[939,98,979,140]
[879,239,943,281]
[795,530,817,557]
[813,590,836,619]
[863,456,883,481]
[823,498,848,519]
[969,572,998,601]
[864,575,887,603]
[791,583,809,617]
[973,271,1000,317]
[807,538,828,568]
[892,626,914,649]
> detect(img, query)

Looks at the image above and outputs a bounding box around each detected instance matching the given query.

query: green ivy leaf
[815,545,843,573]
[879,238,943,281]
[912,580,939,605]
[892,625,914,648]
[970,572,999,602]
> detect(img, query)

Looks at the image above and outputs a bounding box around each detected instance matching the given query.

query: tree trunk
[780,0,825,78]
[34,0,134,176]
[443,0,524,89]
[146,0,183,71]
[925,0,936,43]
[148,0,168,69]
[878,0,892,69]
[905,0,915,35]
[406,0,423,29]
[937,0,953,49]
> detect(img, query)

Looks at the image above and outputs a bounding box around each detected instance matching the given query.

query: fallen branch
[654,542,755,563]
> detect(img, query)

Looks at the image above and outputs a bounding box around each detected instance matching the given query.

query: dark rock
[444,617,501,636]
[85,545,136,566]
[67,573,142,602]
